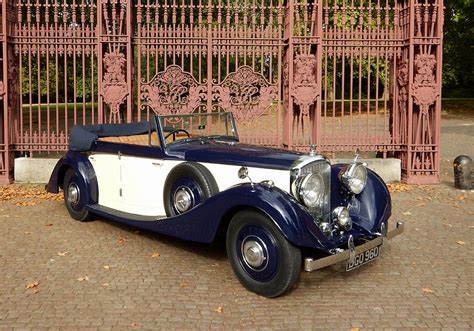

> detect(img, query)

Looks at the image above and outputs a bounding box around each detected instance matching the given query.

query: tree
[443,0,474,98]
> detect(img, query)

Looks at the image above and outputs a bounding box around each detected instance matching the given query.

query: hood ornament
[354,148,360,163]
[309,144,317,157]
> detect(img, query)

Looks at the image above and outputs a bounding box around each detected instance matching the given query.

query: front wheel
[63,168,91,221]
[226,210,301,297]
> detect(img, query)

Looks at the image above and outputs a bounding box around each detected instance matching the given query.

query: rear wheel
[63,168,91,221]
[226,210,301,297]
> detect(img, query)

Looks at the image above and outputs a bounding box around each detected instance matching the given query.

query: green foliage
[443,0,474,97]
[21,55,97,103]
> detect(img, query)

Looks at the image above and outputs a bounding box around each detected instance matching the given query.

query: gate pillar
[282,1,294,149]
[283,0,323,150]
[401,0,443,184]
[0,0,19,184]
[98,0,134,124]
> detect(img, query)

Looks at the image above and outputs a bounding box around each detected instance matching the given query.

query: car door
[88,153,122,210]
[119,131,183,217]
[122,156,185,216]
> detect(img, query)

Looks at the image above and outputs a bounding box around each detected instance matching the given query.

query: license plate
[346,244,381,271]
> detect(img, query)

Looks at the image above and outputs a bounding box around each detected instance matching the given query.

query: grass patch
[441,99,474,117]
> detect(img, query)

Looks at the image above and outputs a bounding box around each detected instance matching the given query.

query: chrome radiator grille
[298,160,331,222]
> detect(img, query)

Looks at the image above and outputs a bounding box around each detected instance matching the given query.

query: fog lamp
[333,206,352,230]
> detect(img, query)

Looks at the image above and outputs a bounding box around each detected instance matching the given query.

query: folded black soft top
[69,121,150,151]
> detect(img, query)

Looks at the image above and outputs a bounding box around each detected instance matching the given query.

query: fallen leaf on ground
[77,276,90,282]
[402,211,412,216]
[103,265,110,270]
[213,306,224,313]
[180,282,188,288]
[26,281,39,289]
[151,252,160,258]
[457,241,466,245]
[15,201,37,207]
[0,185,63,203]
[101,283,109,287]
[387,183,412,193]
[351,328,360,331]
[457,195,466,201]
[57,251,69,256]
[117,238,126,244]
[422,288,435,293]
[45,223,53,227]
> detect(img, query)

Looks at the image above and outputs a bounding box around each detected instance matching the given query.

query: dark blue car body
[47,112,402,297]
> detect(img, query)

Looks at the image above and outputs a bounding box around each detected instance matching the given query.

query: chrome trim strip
[303,221,404,272]
[387,221,404,240]
[291,155,329,171]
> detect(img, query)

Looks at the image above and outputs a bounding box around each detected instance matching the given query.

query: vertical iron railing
[0,0,443,184]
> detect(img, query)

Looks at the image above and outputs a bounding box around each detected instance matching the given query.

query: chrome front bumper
[303,221,404,272]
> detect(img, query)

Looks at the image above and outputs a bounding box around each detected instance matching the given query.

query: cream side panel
[88,154,121,210]
[200,163,290,193]
[121,158,183,216]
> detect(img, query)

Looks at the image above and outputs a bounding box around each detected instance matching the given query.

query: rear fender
[46,151,98,205]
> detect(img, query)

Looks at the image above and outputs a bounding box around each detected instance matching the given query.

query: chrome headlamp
[341,163,367,194]
[333,206,352,230]
[292,173,325,208]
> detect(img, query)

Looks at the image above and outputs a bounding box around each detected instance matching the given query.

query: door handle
[152,162,163,167]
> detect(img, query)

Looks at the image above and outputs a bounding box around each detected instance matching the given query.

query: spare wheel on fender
[163,162,219,217]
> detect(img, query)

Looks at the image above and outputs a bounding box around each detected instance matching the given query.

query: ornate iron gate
[0,0,443,184]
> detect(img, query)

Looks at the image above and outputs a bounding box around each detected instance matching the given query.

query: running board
[87,204,167,222]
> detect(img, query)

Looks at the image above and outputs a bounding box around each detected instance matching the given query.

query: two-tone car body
[47,112,403,297]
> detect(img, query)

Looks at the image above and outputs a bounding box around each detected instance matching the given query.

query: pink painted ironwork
[0,0,444,184]
[141,65,207,117]
[212,66,278,123]
[101,51,129,123]
[291,54,320,117]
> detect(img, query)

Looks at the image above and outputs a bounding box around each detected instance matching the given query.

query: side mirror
[238,166,249,180]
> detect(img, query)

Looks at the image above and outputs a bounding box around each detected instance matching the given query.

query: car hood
[166,140,305,170]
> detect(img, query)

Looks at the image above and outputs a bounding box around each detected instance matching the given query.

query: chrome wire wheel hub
[242,239,267,269]
[173,187,193,213]
[67,183,80,206]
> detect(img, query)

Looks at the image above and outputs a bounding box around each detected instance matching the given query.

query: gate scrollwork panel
[140,65,207,117]
[212,66,278,123]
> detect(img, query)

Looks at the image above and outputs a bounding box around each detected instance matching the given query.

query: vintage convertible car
[47,112,403,297]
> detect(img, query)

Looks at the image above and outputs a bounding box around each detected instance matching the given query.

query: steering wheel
[164,129,191,142]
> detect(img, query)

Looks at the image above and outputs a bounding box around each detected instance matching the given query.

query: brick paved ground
[0,114,473,330]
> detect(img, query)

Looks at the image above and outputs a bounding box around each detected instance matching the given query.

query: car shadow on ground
[96,216,229,262]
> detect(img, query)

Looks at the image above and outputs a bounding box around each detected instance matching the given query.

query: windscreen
[157,112,238,145]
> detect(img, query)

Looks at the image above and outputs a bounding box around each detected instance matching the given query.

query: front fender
[147,183,328,249]
[331,164,392,235]
[46,151,98,205]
